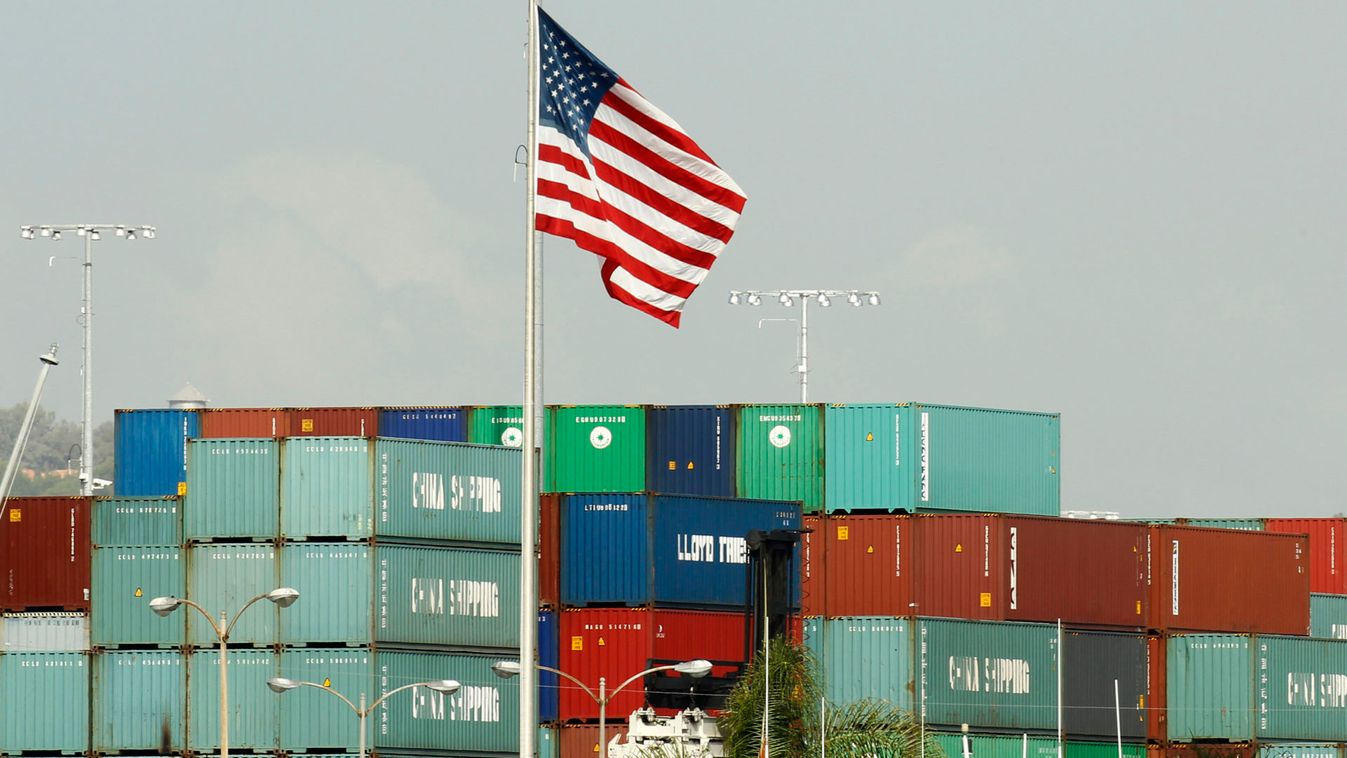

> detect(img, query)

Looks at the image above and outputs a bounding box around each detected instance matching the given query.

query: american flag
[534,8,747,327]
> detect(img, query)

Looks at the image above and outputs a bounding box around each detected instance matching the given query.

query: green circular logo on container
[501,427,523,447]
[769,425,792,448]
[590,425,612,449]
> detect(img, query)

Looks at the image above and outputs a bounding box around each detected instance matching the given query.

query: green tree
[718,638,941,758]
[1,402,114,497]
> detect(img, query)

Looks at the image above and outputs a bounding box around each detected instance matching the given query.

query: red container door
[800,515,823,616]
[558,608,747,720]
[288,407,377,437]
[1146,634,1167,742]
[200,408,291,438]
[1266,517,1347,594]
[558,723,629,758]
[539,494,560,609]
[1003,516,1148,628]
[1,496,91,611]
[911,514,1002,620]
[1150,526,1309,634]
[822,515,910,616]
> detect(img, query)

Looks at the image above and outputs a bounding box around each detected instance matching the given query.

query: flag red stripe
[537,177,719,273]
[589,118,747,214]
[600,256,682,327]
[537,214,684,327]
[589,154,736,244]
[538,143,591,180]
[607,80,716,165]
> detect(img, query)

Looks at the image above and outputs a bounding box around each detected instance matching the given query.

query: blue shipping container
[539,609,559,722]
[114,409,201,497]
[560,493,801,608]
[646,405,736,498]
[378,407,468,442]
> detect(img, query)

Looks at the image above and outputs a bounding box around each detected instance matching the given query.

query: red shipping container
[1148,745,1255,758]
[288,407,377,437]
[1146,634,1167,742]
[199,407,291,438]
[1265,517,1347,594]
[540,494,560,608]
[1,496,91,611]
[800,515,822,616]
[1147,525,1308,634]
[822,514,911,617]
[557,723,628,758]
[558,608,747,721]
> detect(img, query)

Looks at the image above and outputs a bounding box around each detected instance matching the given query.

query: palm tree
[718,637,942,758]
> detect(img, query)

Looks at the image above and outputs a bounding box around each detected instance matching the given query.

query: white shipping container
[0,611,90,651]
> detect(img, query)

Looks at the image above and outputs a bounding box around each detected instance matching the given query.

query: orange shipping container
[1,497,91,611]
[557,723,629,758]
[1265,517,1347,594]
[199,408,291,438]
[288,407,377,437]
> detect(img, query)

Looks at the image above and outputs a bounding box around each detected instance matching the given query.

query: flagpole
[520,1,541,757]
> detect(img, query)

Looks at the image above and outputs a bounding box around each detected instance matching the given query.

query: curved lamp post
[492,658,712,758]
[150,588,299,758]
[266,676,461,758]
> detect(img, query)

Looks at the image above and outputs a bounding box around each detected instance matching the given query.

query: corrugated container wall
[469,405,525,447]
[199,407,291,438]
[539,609,559,722]
[0,651,90,753]
[281,437,373,539]
[540,493,560,608]
[1061,630,1149,741]
[1257,635,1347,741]
[560,493,800,608]
[189,648,278,751]
[113,408,200,496]
[1256,745,1344,758]
[0,611,89,651]
[1165,634,1253,741]
[1311,593,1347,639]
[547,405,646,493]
[557,723,630,758]
[1,496,90,611]
[820,515,910,617]
[645,405,736,498]
[376,438,521,544]
[92,649,186,752]
[1151,746,1258,758]
[920,617,1060,731]
[1150,526,1309,634]
[91,546,185,646]
[737,404,824,511]
[807,616,913,710]
[184,438,279,540]
[800,514,822,616]
[93,496,180,547]
[558,608,748,720]
[187,543,278,645]
[288,406,377,437]
[930,734,1059,758]
[379,406,468,442]
[1266,518,1347,594]
[1179,518,1265,531]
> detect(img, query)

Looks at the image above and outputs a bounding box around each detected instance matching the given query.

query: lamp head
[491,660,523,679]
[868,293,881,306]
[674,659,713,678]
[817,294,831,307]
[747,293,761,306]
[424,679,461,694]
[149,596,183,617]
[50,230,61,240]
[19,226,34,240]
[728,292,741,305]
[848,292,861,307]
[267,677,299,694]
[265,587,300,608]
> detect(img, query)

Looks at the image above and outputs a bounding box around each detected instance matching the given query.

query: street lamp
[19,223,156,495]
[150,587,298,758]
[266,676,460,758]
[492,658,712,758]
[727,289,882,403]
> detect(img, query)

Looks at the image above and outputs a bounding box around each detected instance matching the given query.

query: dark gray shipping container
[1062,629,1148,740]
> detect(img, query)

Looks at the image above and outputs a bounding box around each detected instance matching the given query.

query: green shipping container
[931,733,1059,758]
[281,437,373,539]
[825,404,1060,515]
[546,405,645,493]
[93,649,186,752]
[737,404,824,511]
[187,544,278,646]
[921,618,1059,731]
[1166,634,1253,741]
[185,438,279,540]
[0,651,90,753]
[93,496,181,546]
[279,542,521,648]
[376,438,522,544]
[1311,594,1347,639]
[469,405,525,447]
[279,648,519,753]
[1258,636,1347,741]
[188,648,278,751]
[91,546,185,646]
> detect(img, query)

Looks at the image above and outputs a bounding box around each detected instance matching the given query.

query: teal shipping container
[807,616,913,708]
[469,405,525,447]
[185,438,279,541]
[1258,635,1347,741]
[1311,594,1347,639]
[282,437,373,539]
[93,496,181,546]
[92,649,185,752]
[737,404,824,511]
[1166,634,1253,740]
[188,648,278,751]
[921,618,1059,731]
[278,648,519,753]
[376,438,522,544]
[547,405,646,493]
[280,542,521,648]
[91,546,185,646]
[187,544,278,646]
[0,651,90,753]
[1181,518,1265,531]
[825,404,1060,515]
[1258,745,1344,758]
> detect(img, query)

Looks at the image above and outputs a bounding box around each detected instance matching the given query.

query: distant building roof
[168,381,210,409]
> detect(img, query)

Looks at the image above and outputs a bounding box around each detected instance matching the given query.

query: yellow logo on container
[134,588,143,598]
[8,509,20,522]
[687,462,694,470]
[301,418,315,432]
[177,482,188,496]
[667,461,676,471]
[865,433,874,442]
[954,543,963,553]
[598,637,606,646]
[979,592,992,607]
[571,636,583,651]
[837,526,849,541]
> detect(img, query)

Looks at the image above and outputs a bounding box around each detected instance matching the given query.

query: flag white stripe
[597,94,747,199]
[606,265,689,312]
[608,83,747,196]
[536,195,713,285]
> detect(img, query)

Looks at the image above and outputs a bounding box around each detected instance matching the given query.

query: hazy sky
[2,3,1343,518]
